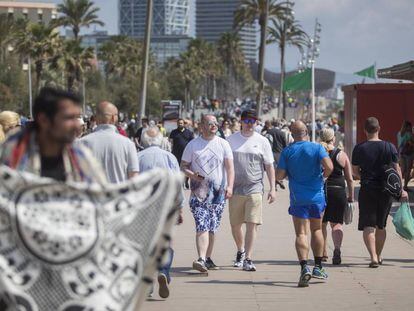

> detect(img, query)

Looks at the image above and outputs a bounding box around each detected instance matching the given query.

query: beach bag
[392,202,414,240]
[343,202,354,225]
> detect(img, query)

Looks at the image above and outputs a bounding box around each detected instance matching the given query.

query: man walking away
[352,117,407,267]
[181,115,234,273]
[138,126,184,299]
[80,101,139,183]
[276,121,333,287]
[228,110,276,271]
[134,117,149,150]
[266,120,293,190]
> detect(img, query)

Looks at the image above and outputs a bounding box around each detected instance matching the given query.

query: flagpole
[311,60,316,142]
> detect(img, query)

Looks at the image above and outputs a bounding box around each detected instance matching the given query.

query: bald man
[79,101,139,183]
[276,121,333,287]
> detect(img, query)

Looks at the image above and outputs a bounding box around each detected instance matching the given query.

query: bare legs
[231,222,258,259]
[196,231,216,259]
[362,227,386,263]
[293,217,324,261]
[323,222,344,255]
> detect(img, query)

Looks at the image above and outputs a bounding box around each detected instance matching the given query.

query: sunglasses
[242,118,256,124]
[208,121,219,127]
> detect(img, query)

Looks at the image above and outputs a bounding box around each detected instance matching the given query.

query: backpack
[382,142,402,199]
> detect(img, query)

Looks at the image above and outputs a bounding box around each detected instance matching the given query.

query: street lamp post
[22,57,33,119]
[307,18,321,142]
[278,0,294,120]
[138,0,153,127]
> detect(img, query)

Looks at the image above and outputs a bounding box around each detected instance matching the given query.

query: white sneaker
[233,251,245,267]
[243,259,256,271]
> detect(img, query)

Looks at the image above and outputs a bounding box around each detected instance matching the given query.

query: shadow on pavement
[253,260,301,266]
[186,279,325,288]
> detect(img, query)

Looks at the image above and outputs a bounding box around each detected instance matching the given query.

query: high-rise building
[0,0,57,24]
[119,0,191,64]
[196,0,258,61]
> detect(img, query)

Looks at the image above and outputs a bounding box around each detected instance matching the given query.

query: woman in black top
[320,128,354,265]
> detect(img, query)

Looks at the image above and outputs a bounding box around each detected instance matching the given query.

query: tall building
[119,0,191,64]
[196,0,258,61]
[0,1,57,24]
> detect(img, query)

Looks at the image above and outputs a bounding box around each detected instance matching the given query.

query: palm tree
[56,0,104,40]
[99,36,144,80]
[15,22,60,93]
[217,32,248,99]
[52,39,96,91]
[267,18,309,118]
[234,0,287,115]
[0,14,15,64]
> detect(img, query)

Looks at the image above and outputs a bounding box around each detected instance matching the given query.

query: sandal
[369,262,379,268]
[378,258,383,265]
[322,256,328,262]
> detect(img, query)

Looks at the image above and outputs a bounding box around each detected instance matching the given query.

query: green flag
[283,68,312,92]
[354,64,376,79]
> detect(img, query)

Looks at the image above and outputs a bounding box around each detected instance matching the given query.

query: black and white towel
[0,166,182,311]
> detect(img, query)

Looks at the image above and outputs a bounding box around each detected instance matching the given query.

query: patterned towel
[0,166,182,311]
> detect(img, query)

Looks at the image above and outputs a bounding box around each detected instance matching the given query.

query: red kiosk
[342,83,414,156]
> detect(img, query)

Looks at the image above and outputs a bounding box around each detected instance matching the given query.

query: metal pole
[138,0,153,127]
[256,0,269,117]
[311,60,316,142]
[28,56,33,119]
[82,77,86,117]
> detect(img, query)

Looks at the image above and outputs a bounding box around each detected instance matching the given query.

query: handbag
[343,202,354,225]
[392,202,414,240]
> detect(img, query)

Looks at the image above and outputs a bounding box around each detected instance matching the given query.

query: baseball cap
[241,109,257,120]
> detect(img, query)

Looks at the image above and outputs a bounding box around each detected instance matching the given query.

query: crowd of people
[0,86,407,300]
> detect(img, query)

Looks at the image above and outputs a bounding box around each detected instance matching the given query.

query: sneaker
[233,251,245,267]
[312,266,328,280]
[243,259,256,271]
[298,266,312,287]
[157,273,170,299]
[192,258,208,273]
[205,257,220,270]
[332,249,341,265]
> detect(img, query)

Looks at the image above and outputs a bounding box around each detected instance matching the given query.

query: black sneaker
[332,249,341,265]
[205,257,220,270]
[233,251,245,267]
[192,258,208,272]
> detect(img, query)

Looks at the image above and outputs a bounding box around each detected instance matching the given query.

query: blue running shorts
[289,204,326,219]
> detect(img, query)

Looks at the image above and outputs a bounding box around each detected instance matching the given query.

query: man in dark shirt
[134,118,149,150]
[169,119,194,164]
[352,117,407,268]
[170,119,194,189]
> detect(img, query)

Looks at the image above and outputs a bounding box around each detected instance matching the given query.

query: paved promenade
[143,185,414,311]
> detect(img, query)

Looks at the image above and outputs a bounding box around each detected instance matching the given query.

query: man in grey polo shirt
[80,101,139,183]
[227,110,276,272]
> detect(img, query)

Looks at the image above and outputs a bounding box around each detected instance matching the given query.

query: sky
[35,0,414,74]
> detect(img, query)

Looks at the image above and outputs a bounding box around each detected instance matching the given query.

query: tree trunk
[35,61,42,94]
[256,3,269,117]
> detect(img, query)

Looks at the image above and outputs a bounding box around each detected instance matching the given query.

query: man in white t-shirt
[181,115,235,273]
[228,110,276,271]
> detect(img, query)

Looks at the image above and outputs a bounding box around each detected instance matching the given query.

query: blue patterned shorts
[190,195,225,233]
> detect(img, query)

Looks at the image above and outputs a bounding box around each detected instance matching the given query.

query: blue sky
[34,0,414,74]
